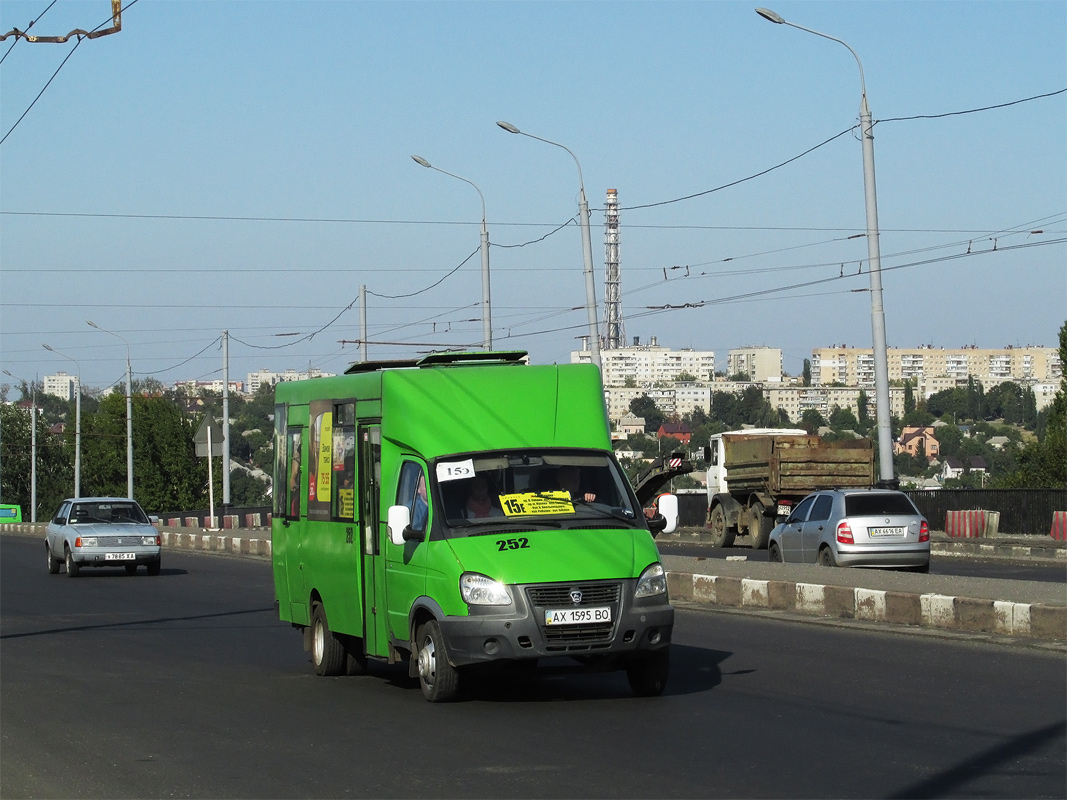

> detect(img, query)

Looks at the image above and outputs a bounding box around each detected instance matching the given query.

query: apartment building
[42,372,80,401]
[173,379,245,396]
[571,338,715,386]
[603,384,712,424]
[726,347,783,383]
[765,385,906,424]
[811,345,1060,393]
[246,367,334,394]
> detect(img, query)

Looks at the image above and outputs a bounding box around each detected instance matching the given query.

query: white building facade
[43,372,79,401]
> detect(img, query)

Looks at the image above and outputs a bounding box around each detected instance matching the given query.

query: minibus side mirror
[657,494,679,535]
[387,505,411,546]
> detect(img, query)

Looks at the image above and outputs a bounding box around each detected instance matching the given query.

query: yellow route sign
[499,491,575,517]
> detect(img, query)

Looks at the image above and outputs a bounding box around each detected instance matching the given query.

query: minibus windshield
[435,450,642,533]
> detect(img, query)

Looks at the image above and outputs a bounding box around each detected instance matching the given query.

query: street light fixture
[411,155,493,350]
[496,121,602,369]
[87,320,134,499]
[41,345,81,498]
[755,7,895,484]
[2,369,37,521]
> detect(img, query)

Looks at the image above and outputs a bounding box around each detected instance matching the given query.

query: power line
[0,0,140,146]
[0,0,57,64]
[877,88,1066,124]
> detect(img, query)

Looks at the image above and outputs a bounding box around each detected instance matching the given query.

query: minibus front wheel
[626,648,670,697]
[416,620,460,703]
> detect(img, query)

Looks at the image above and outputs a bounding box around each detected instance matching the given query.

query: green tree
[0,402,73,520]
[903,381,915,415]
[829,405,860,431]
[81,393,206,511]
[857,389,871,432]
[675,371,696,383]
[802,358,812,387]
[629,395,666,435]
[799,409,827,434]
[1001,321,1067,487]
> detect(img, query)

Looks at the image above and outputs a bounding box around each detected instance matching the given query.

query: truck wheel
[47,545,60,574]
[626,648,670,697]
[65,547,80,577]
[708,505,735,548]
[746,506,773,550]
[416,620,460,702]
[311,603,346,676]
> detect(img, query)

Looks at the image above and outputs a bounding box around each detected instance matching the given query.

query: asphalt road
[656,540,1067,583]
[2,538,1064,799]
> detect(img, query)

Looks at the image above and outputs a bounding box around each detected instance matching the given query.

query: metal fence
[904,489,1067,536]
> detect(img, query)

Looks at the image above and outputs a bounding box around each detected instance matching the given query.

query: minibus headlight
[635,563,667,599]
[460,573,512,606]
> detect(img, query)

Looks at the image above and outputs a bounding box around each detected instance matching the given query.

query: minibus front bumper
[437,578,673,667]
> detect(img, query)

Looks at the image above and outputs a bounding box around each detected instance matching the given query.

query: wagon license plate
[868,526,905,538]
[105,552,136,561]
[544,606,611,626]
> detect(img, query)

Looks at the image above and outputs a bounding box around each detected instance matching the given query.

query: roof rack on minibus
[344,350,528,375]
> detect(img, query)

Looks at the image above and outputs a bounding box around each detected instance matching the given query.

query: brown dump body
[722,434,874,498]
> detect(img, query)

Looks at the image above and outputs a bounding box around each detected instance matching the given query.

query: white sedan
[45,497,162,577]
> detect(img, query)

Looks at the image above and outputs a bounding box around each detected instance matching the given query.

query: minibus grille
[542,622,615,648]
[526,583,620,606]
[526,582,621,650]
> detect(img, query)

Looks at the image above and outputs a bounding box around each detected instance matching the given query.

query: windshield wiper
[567,498,639,525]
[462,520,563,535]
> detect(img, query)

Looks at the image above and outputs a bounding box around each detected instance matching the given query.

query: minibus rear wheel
[416,620,460,702]
[311,603,346,676]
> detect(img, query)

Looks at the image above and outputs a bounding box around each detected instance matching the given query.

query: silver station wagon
[45,497,162,577]
[768,489,930,572]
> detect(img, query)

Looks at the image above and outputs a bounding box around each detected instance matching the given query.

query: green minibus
[272,351,677,701]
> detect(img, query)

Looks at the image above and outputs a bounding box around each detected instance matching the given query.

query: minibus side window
[397,461,430,534]
[285,428,303,519]
[332,402,356,521]
[272,404,287,519]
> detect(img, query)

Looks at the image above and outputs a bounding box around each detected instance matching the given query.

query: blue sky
[1,0,1064,391]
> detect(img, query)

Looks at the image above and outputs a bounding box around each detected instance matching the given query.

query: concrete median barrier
[666,568,1066,642]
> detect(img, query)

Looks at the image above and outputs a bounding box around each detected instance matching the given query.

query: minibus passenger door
[358,424,386,656]
[284,426,309,623]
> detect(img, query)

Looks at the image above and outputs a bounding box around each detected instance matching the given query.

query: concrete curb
[658,529,1067,561]
[1,523,272,559]
[159,530,272,558]
[666,571,1066,641]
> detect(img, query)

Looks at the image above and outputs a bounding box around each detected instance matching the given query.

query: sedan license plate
[868,526,905,538]
[544,606,611,626]
[105,552,137,561]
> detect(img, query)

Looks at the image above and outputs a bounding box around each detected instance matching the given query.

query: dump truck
[703,428,875,548]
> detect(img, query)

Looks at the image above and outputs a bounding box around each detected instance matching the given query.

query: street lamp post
[3,369,37,521]
[87,320,134,498]
[41,346,81,498]
[496,121,602,369]
[756,8,894,484]
[411,155,492,350]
